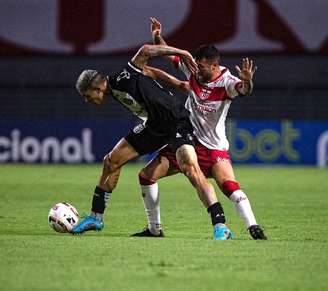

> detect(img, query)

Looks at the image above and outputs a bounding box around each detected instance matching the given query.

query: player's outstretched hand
[150,17,162,38]
[181,50,198,75]
[235,57,257,81]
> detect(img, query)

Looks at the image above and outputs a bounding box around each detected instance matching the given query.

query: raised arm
[150,17,193,75]
[131,44,198,75]
[150,17,175,62]
[235,57,257,96]
[143,65,190,95]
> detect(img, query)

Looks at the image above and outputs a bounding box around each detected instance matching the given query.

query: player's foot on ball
[248,225,267,240]
[70,215,104,234]
[131,227,164,237]
[213,223,234,240]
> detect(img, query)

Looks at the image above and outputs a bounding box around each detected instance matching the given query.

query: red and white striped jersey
[174,57,242,150]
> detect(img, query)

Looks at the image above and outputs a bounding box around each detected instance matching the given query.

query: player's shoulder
[218,66,240,83]
[115,61,143,77]
[109,61,142,84]
[127,61,143,74]
[219,66,232,77]
[208,66,232,86]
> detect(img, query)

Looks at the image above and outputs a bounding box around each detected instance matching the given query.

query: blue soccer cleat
[213,223,234,240]
[70,215,104,234]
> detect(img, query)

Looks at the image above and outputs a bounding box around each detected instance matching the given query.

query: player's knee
[221,180,240,198]
[138,167,153,180]
[103,153,119,172]
[181,162,199,183]
[180,161,192,175]
[138,170,157,186]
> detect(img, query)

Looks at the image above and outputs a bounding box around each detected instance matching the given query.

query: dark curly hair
[194,45,220,62]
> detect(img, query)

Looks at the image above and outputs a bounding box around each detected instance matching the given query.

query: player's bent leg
[140,155,172,181]
[94,138,139,215]
[71,138,139,235]
[176,145,216,207]
[211,162,267,240]
[132,155,172,237]
[176,144,233,240]
[100,138,140,191]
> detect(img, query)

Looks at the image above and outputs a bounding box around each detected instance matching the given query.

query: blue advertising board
[0,119,135,164]
[0,119,327,166]
[226,120,328,166]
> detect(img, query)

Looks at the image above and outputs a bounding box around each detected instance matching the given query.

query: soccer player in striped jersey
[132,18,266,240]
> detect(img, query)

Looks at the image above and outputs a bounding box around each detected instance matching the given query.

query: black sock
[91,186,110,214]
[207,202,226,225]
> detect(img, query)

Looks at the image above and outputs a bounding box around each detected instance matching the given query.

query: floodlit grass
[0,164,327,291]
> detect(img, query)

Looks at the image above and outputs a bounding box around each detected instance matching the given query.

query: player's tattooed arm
[131,44,198,75]
[235,57,257,96]
[150,17,167,46]
[143,66,190,95]
[150,17,194,73]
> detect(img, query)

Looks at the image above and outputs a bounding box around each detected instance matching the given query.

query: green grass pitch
[0,164,327,291]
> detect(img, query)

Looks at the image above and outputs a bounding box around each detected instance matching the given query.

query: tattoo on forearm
[148,46,179,58]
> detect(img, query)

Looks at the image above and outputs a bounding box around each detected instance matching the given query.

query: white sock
[141,183,161,235]
[229,190,257,228]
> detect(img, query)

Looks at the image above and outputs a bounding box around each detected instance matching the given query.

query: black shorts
[125,121,195,156]
[167,118,195,153]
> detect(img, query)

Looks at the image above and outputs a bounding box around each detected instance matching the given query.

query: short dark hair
[194,45,220,62]
[75,69,99,95]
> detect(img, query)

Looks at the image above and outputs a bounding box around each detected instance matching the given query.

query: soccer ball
[48,202,79,233]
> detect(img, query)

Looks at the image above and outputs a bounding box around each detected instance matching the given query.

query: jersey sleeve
[107,62,142,96]
[172,56,191,79]
[224,71,242,99]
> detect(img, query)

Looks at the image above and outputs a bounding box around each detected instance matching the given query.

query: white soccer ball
[48,202,79,233]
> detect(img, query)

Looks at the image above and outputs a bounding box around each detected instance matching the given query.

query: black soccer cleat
[131,227,164,238]
[248,225,267,240]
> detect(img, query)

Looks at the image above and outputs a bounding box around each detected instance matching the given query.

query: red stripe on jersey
[189,76,229,101]
[172,56,181,69]
[207,87,229,101]
[189,76,203,97]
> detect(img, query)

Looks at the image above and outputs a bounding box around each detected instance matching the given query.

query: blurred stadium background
[0,0,327,167]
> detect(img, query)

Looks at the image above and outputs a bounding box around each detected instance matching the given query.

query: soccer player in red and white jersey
[133,18,267,240]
